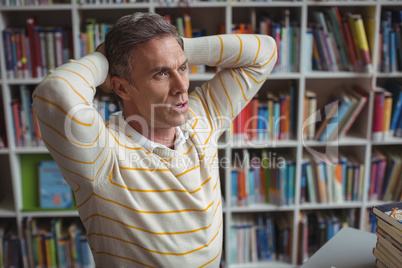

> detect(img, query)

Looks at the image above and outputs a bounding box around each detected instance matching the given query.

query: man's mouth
[171,101,188,113]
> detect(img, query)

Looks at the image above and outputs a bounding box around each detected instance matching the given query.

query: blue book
[2,29,14,79]
[395,107,402,137]
[382,21,390,72]
[290,83,296,138]
[300,161,308,203]
[288,161,295,205]
[39,161,72,209]
[257,104,268,141]
[305,159,316,203]
[385,80,402,136]
[390,30,397,72]
[257,213,266,260]
[265,216,275,260]
[231,170,238,207]
[319,93,353,141]
[282,161,288,206]
[274,101,280,140]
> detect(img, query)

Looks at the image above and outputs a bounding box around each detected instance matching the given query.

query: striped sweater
[32,34,277,267]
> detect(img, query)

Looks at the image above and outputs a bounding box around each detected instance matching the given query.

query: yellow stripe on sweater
[35,95,96,126]
[70,61,96,81]
[82,208,220,235]
[44,137,107,165]
[87,217,222,256]
[37,114,103,147]
[218,72,234,118]
[46,76,89,104]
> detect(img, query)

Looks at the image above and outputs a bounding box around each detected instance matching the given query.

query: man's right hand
[96,43,113,94]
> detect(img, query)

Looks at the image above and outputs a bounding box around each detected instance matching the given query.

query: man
[33,12,277,267]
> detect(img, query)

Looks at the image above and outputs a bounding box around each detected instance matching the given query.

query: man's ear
[111,76,132,101]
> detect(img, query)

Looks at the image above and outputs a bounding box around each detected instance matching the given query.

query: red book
[342,18,359,72]
[19,29,29,78]
[373,88,385,141]
[31,108,42,145]
[12,99,22,147]
[26,17,41,78]
[369,156,378,201]
[54,28,64,67]
[239,101,251,141]
[14,30,23,79]
[237,169,246,206]
[248,98,259,141]
[279,95,287,140]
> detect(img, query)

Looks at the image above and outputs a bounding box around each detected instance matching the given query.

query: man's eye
[179,65,187,72]
[157,71,166,77]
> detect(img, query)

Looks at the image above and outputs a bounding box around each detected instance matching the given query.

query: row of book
[10,85,121,148]
[2,17,73,79]
[304,85,367,141]
[172,13,208,74]
[305,8,373,73]
[79,19,112,57]
[22,217,95,268]
[229,209,359,265]
[0,0,59,6]
[255,10,301,73]
[301,152,365,204]
[373,81,402,141]
[79,13,199,59]
[11,85,43,148]
[298,209,359,265]
[370,201,402,268]
[229,213,291,264]
[378,10,402,73]
[368,149,402,203]
[231,149,295,207]
[0,221,21,268]
[231,83,296,143]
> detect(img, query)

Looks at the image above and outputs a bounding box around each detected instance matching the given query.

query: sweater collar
[109,112,189,153]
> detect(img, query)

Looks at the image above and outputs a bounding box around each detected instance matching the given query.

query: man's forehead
[133,38,186,68]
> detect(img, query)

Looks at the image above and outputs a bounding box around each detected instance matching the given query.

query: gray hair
[105,12,182,81]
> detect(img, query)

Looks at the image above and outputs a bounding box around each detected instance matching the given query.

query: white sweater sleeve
[32,52,111,190]
[183,34,277,136]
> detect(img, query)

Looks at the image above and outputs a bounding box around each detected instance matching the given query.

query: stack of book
[371,201,402,268]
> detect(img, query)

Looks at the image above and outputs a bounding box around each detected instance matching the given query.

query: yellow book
[85,18,96,54]
[184,13,192,38]
[351,14,372,72]
[348,14,362,66]
[382,90,393,135]
[267,93,274,141]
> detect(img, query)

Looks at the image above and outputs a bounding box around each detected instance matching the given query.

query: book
[351,14,372,73]
[376,233,402,264]
[334,86,367,139]
[372,201,402,231]
[39,161,72,209]
[373,246,399,268]
[373,88,385,141]
[305,90,317,140]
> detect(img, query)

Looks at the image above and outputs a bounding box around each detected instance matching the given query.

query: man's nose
[170,72,188,95]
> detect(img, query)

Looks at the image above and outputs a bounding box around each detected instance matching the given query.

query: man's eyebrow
[149,59,189,74]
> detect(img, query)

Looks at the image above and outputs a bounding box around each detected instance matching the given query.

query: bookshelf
[0,0,402,267]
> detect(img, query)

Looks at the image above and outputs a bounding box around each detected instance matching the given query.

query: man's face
[124,36,189,134]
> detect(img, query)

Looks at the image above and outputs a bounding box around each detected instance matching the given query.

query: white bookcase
[0,1,402,267]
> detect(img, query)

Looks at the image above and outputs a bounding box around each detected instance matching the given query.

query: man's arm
[183,34,277,136]
[32,52,111,190]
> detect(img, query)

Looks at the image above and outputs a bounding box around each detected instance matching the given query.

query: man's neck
[148,127,176,149]
[128,119,176,149]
